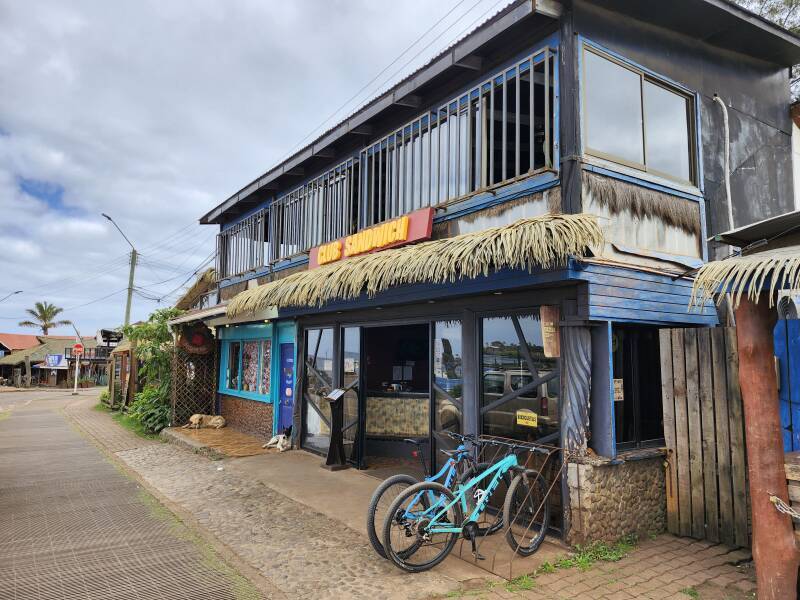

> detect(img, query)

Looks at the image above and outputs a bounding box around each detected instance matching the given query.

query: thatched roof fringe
[690,247,800,309]
[227,213,603,316]
[175,268,217,311]
[582,171,700,236]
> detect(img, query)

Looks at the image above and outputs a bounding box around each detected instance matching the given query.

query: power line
[284,0,470,154]
[62,288,129,311]
[282,0,483,158]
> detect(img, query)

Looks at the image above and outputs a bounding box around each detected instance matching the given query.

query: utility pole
[124,249,138,327]
[102,213,137,326]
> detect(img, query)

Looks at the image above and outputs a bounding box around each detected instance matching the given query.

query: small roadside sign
[72,343,84,356]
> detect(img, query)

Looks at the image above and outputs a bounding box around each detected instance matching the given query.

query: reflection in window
[584,50,643,166]
[583,46,694,184]
[342,327,360,462]
[227,342,240,390]
[480,313,560,443]
[303,328,334,453]
[643,81,691,182]
[241,341,259,393]
[434,321,463,468]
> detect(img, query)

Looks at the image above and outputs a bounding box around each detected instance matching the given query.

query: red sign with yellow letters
[309,207,434,269]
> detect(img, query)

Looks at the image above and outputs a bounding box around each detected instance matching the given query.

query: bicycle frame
[405,453,519,534]
[426,444,469,488]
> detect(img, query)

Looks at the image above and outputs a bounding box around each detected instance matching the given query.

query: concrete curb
[159,427,227,460]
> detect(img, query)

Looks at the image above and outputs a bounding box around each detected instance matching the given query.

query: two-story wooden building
[194,0,800,543]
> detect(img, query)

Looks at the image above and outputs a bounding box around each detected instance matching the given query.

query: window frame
[581,43,698,188]
[612,326,666,451]
[219,327,275,403]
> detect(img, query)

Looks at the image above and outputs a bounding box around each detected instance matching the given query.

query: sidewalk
[65,396,461,600]
[65,397,758,600]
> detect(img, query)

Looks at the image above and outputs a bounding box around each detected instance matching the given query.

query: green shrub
[99,389,110,405]
[127,386,171,433]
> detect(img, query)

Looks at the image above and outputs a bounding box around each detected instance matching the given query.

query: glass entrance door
[303,328,334,453]
[341,327,362,466]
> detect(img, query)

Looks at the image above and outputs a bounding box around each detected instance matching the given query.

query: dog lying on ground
[182,414,226,429]
[263,426,292,452]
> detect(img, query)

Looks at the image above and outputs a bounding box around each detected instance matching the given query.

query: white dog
[263,426,292,452]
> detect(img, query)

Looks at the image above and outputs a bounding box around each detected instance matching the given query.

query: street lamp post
[101,214,137,326]
[0,290,22,304]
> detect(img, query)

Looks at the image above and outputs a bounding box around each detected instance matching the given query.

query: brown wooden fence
[170,347,217,427]
[659,328,749,548]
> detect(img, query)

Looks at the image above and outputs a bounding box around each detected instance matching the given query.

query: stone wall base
[218,394,273,440]
[567,454,666,545]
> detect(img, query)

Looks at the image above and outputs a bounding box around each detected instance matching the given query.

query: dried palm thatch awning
[174,268,217,311]
[691,245,800,309]
[227,213,603,317]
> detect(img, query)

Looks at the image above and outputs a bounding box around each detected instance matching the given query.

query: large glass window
[583,46,695,184]
[480,312,560,444]
[342,327,361,463]
[303,328,335,453]
[221,337,274,400]
[433,320,463,465]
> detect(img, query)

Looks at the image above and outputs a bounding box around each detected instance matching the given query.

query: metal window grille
[216,157,360,278]
[360,47,556,227]
[215,47,557,278]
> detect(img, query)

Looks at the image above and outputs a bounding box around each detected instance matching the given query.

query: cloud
[0,0,505,333]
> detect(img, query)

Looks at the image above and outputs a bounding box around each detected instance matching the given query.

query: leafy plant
[127,386,171,433]
[99,389,110,405]
[121,307,182,396]
[18,301,72,335]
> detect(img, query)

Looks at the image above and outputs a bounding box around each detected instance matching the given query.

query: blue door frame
[775,319,800,452]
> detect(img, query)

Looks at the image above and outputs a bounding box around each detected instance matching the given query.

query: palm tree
[18,301,72,336]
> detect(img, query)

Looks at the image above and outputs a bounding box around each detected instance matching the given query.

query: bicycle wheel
[366,474,418,558]
[458,462,510,535]
[382,481,463,573]
[503,470,550,557]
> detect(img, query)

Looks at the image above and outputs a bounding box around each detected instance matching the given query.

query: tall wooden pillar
[734,296,799,599]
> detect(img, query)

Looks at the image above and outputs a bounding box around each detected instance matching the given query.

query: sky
[0,0,508,336]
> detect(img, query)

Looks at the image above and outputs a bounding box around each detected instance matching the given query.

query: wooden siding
[660,328,749,547]
[576,263,718,326]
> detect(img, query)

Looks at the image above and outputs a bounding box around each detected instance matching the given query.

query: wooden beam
[735,297,799,599]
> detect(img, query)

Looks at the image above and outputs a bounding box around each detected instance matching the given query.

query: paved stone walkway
[0,390,265,600]
[65,396,459,600]
[452,535,756,599]
[63,393,758,600]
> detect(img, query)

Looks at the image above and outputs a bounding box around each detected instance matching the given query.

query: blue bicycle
[366,431,508,559]
[381,439,550,572]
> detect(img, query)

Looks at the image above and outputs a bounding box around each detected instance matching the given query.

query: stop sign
[73,343,84,356]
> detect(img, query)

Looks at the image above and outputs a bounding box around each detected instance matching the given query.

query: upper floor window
[582,46,695,186]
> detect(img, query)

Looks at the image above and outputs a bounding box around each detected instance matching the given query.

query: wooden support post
[734,296,799,599]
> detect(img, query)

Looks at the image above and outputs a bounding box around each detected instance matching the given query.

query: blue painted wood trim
[218,322,274,403]
[589,321,615,458]
[582,164,703,203]
[436,174,560,222]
